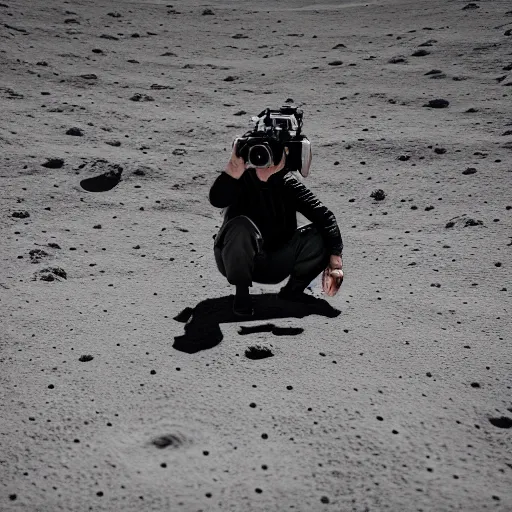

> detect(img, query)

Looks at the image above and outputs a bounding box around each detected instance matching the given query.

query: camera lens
[248,145,272,168]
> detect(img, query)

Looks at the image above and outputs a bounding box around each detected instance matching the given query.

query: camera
[233,105,312,177]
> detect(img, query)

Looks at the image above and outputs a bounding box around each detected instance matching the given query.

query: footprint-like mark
[150,432,191,449]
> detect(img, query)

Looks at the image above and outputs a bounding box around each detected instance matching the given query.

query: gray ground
[1,0,511,510]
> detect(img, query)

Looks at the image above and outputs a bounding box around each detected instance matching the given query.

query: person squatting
[208,105,344,317]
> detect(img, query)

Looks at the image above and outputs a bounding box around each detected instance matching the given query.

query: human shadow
[172,292,340,354]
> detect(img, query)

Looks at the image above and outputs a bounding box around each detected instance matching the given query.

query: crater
[488,417,512,429]
[245,345,274,360]
[150,432,190,449]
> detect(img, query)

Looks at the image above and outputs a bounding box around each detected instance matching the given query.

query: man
[209,144,343,317]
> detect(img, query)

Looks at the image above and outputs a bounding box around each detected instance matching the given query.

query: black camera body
[233,105,312,177]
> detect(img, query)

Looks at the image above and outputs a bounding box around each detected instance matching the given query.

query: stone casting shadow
[172,293,341,354]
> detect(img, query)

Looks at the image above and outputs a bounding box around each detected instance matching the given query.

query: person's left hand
[322,255,344,296]
[328,254,343,271]
[254,147,288,182]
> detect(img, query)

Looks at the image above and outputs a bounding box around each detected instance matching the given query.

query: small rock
[233,110,246,116]
[66,127,83,136]
[130,93,154,102]
[370,189,386,201]
[202,8,214,15]
[79,354,94,362]
[412,49,430,57]
[462,167,477,175]
[37,266,67,281]
[12,210,30,219]
[105,140,121,147]
[42,158,64,168]
[328,60,343,66]
[462,3,479,9]
[150,84,173,89]
[80,74,97,80]
[388,56,407,63]
[424,99,449,108]
[29,249,48,262]
[418,39,437,47]
[464,218,483,227]
[424,69,442,75]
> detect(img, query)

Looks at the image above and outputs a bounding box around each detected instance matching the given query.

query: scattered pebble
[66,127,83,136]
[424,99,449,108]
[42,158,64,169]
[130,93,154,102]
[12,210,30,219]
[370,189,386,201]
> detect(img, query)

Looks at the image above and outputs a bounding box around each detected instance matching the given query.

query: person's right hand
[224,143,248,179]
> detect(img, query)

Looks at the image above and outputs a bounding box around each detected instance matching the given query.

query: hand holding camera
[225,145,248,180]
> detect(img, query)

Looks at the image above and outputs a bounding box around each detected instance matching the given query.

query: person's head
[234,105,312,180]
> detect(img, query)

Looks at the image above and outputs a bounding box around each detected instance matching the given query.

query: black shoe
[233,294,254,317]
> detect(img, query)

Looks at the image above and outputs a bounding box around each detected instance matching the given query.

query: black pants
[214,215,329,292]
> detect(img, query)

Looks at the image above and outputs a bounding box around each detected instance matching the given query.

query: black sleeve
[209,172,242,208]
[284,176,343,256]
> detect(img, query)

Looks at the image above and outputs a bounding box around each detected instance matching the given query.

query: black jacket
[209,168,343,256]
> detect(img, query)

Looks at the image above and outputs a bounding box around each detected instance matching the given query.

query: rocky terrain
[1,0,511,510]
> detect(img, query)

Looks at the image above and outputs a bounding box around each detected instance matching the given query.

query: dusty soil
[1,0,511,510]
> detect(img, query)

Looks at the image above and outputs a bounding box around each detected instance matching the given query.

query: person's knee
[224,216,260,239]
